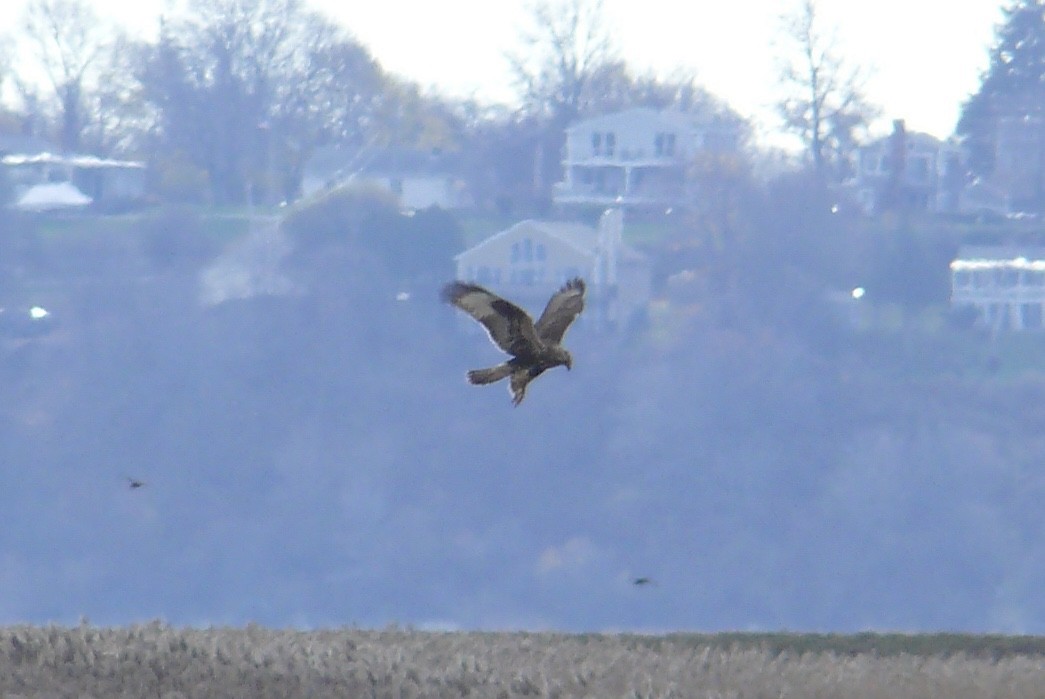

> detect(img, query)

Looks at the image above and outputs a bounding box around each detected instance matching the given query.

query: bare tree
[776,0,877,179]
[83,34,156,155]
[19,0,110,152]
[506,0,619,126]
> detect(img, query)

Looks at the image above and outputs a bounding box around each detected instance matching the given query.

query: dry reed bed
[1,622,1044,698]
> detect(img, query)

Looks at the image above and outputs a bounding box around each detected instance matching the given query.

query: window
[523,238,533,261]
[536,243,546,261]
[511,242,520,263]
[605,132,616,157]
[907,156,930,183]
[655,133,676,157]
[592,132,602,156]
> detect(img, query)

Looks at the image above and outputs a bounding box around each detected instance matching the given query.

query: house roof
[953,245,1045,270]
[566,107,705,135]
[1,152,144,169]
[455,220,597,260]
[306,145,460,180]
[861,130,944,154]
[454,218,648,264]
[363,148,462,176]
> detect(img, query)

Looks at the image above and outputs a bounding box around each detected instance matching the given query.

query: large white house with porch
[951,245,1045,331]
[553,108,739,212]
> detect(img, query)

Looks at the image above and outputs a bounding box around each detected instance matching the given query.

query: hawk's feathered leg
[509,370,533,406]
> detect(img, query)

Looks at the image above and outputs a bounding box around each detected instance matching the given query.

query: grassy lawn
[2,624,1044,698]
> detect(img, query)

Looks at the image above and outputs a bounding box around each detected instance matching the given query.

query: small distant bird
[441,278,586,406]
[125,477,146,490]
[633,577,657,587]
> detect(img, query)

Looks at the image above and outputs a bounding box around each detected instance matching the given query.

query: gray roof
[455,218,647,263]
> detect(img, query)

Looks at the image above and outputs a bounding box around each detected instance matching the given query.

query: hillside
[3,200,1045,632]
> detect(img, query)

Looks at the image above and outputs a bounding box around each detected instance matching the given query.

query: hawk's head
[548,345,573,370]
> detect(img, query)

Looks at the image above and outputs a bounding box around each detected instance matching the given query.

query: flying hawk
[442,278,586,405]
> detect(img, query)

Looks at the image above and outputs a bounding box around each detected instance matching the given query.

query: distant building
[553,107,740,212]
[849,119,965,215]
[2,152,146,210]
[950,245,1045,331]
[453,209,651,330]
[302,146,472,210]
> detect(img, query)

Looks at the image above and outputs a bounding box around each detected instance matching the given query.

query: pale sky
[0,0,1006,143]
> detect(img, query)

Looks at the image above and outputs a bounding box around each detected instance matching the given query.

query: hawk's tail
[467,363,512,385]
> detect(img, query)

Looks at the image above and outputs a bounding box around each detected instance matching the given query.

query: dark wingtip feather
[564,277,586,294]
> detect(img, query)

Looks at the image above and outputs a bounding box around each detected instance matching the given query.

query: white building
[849,120,965,215]
[553,108,739,212]
[453,209,651,330]
[951,246,1045,331]
[2,152,146,208]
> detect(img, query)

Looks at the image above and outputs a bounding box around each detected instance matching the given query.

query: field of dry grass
[2,622,1045,698]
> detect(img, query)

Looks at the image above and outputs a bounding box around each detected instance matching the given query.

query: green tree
[281,183,461,285]
[138,0,387,205]
[958,0,1045,209]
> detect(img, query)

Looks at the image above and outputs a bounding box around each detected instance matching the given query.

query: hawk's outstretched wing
[441,281,542,359]
[535,277,586,344]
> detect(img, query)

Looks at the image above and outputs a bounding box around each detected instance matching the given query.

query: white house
[951,245,1045,331]
[553,107,739,211]
[849,120,965,215]
[2,152,146,209]
[453,209,651,330]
